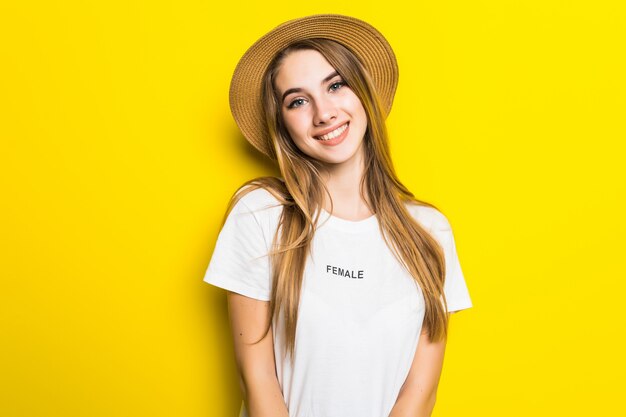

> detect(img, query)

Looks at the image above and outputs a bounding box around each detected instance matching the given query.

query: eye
[330,81,346,91]
[287,98,306,109]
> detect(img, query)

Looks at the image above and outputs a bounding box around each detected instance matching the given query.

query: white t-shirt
[204,187,473,417]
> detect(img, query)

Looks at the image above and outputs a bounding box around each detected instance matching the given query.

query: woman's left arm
[388,315,452,417]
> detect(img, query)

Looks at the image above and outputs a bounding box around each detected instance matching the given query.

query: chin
[318,145,364,165]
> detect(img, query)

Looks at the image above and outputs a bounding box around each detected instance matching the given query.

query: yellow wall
[1,1,624,416]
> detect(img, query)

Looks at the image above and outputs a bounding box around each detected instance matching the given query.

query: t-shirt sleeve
[434,219,473,313]
[203,196,272,301]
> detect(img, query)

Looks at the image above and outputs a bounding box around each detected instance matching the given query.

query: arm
[389,313,453,417]
[227,291,289,417]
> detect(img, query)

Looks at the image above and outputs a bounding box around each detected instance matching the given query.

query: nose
[312,95,337,126]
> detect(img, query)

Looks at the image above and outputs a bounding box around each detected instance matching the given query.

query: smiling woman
[203,13,473,417]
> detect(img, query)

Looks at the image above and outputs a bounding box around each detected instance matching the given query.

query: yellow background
[1,1,624,416]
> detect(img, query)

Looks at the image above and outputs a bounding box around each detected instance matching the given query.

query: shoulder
[231,183,284,227]
[236,185,283,211]
[405,201,453,233]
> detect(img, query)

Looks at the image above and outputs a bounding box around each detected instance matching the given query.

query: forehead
[275,49,336,88]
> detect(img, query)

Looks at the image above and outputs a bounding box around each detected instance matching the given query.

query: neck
[320,144,372,218]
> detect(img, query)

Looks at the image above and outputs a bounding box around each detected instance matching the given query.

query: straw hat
[229,13,399,160]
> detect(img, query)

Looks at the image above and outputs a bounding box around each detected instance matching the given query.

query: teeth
[315,123,348,141]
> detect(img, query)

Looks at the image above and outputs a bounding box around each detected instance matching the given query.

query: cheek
[351,98,367,118]
[341,93,366,118]
[282,116,313,153]
[354,103,368,130]
[283,113,308,138]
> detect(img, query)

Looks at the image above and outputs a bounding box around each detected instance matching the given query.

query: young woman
[204,14,473,417]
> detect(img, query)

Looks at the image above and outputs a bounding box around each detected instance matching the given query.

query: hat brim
[229,14,399,159]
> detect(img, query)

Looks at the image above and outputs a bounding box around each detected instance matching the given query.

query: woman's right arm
[227,291,289,417]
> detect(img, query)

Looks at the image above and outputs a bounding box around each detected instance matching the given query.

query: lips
[313,122,349,141]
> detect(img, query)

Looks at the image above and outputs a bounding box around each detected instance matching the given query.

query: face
[274,49,368,167]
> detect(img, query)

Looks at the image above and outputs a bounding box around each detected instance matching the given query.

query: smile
[314,122,349,141]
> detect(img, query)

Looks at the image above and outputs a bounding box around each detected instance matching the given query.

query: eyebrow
[281,71,341,104]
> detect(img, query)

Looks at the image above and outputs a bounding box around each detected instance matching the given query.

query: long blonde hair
[222,38,452,363]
